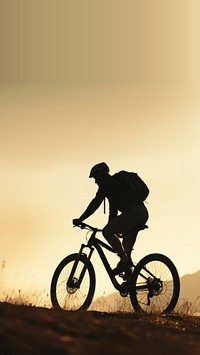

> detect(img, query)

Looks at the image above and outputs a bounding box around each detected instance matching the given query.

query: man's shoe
[112,259,133,276]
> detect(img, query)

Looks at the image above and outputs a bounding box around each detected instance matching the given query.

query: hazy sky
[0,1,200,301]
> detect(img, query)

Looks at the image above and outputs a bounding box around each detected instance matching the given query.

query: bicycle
[50,222,180,314]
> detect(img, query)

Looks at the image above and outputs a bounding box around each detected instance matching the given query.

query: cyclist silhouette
[73,162,149,276]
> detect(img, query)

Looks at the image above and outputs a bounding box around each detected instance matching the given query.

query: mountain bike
[50,223,180,314]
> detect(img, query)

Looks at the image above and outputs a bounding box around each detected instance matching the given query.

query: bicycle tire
[50,253,96,311]
[130,253,180,314]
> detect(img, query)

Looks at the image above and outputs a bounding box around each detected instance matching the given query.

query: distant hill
[91,270,200,313]
[179,269,200,302]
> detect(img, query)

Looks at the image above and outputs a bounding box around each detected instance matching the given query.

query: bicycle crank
[119,282,129,297]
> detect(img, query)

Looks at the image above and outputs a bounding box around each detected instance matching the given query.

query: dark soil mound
[0,302,199,354]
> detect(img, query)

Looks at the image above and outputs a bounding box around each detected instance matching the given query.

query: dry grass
[0,259,51,308]
[91,293,200,316]
[0,288,51,308]
[0,287,200,317]
[176,297,200,316]
[90,293,133,313]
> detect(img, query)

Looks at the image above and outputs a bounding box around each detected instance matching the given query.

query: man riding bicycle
[73,162,149,276]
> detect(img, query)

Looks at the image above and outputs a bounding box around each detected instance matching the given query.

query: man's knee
[102,222,116,240]
[103,218,121,240]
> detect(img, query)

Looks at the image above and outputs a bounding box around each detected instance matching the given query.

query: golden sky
[0,1,200,299]
[1,0,200,83]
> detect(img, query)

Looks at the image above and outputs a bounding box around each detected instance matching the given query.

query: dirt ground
[0,302,199,355]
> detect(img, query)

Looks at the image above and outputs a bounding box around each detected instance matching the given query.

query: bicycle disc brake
[147,277,163,305]
[67,277,79,294]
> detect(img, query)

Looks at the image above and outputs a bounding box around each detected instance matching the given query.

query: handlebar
[73,222,102,233]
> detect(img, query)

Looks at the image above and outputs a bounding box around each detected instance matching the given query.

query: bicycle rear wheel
[50,253,96,311]
[130,253,180,314]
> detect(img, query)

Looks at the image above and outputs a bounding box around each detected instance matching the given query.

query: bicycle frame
[73,225,135,292]
[70,223,161,296]
[51,222,180,314]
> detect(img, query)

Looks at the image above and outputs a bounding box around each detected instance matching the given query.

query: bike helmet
[89,162,110,178]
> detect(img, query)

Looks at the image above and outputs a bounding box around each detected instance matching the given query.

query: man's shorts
[103,204,149,237]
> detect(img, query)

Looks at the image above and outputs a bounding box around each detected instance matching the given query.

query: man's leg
[122,230,138,257]
[122,204,148,257]
[102,223,129,262]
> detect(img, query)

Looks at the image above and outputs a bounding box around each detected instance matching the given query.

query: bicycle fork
[67,244,94,289]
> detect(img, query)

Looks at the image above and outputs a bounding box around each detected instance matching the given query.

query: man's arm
[78,188,105,222]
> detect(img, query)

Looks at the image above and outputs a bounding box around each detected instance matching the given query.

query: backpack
[114,170,149,204]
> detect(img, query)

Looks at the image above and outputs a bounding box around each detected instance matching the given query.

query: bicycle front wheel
[50,253,96,311]
[130,253,180,314]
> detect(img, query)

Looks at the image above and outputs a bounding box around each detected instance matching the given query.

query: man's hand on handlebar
[72,218,82,226]
[72,219,86,229]
[72,220,101,232]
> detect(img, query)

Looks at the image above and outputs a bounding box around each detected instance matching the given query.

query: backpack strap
[103,197,106,214]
